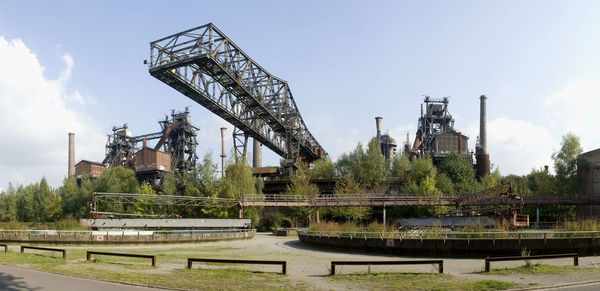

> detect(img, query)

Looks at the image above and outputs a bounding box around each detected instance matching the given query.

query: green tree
[95,166,139,193]
[196,152,220,197]
[310,157,334,180]
[438,152,475,185]
[16,185,35,222]
[43,193,63,221]
[0,183,17,221]
[281,161,319,226]
[391,153,412,177]
[357,138,388,189]
[435,173,455,195]
[420,175,441,195]
[552,133,583,194]
[334,143,364,178]
[527,168,555,195]
[321,175,370,221]
[33,178,52,221]
[410,155,436,186]
[133,183,157,215]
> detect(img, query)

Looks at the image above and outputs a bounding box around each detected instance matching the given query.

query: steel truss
[91,192,239,208]
[148,23,326,168]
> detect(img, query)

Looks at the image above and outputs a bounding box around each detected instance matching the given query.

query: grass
[481,263,582,275]
[0,249,304,290]
[330,272,519,290]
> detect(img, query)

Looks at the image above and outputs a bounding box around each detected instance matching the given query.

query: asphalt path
[0,264,165,291]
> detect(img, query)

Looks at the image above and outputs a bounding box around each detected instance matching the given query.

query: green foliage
[410,155,436,185]
[357,138,389,188]
[552,133,583,194]
[95,166,139,193]
[321,175,370,222]
[438,152,475,185]
[281,161,319,226]
[435,173,455,195]
[334,143,364,178]
[133,183,157,215]
[420,175,441,195]
[43,193,63,221]
[310,157,334,179]
[527,168,555,195]
[391,153,412,177]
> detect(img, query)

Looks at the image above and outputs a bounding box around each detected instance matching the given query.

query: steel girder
[148,23,326,165]
[93,192,239,208]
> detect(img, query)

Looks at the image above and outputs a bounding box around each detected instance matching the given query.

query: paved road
[0,264,165,291]
[545,282,600,290]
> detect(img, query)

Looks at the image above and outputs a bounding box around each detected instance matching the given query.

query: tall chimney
[252,138,262,168]
[375,117,382,140]
[220,127,227,178]
[68,132,75,177]
[479,95,487,152]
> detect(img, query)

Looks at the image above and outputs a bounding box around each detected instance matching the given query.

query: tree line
[0,133,587,229]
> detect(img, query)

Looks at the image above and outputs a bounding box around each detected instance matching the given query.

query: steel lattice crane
[147,23,326,171]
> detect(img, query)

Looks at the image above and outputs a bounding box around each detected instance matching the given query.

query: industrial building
[69,108,199,186]
[375,117,397,169]
[580,148,600,217]
[405,95,490,178]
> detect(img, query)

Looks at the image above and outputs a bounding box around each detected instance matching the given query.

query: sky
[1,0,600,190]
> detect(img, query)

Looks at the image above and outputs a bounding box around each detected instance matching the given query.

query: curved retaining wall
[0,230,255,245]
[298,233,600,257]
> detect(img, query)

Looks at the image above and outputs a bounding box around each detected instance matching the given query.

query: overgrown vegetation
[0,133,588,229]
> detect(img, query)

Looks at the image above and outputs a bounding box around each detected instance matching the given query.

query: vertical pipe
[220,127,227,178]
[252,138,262,168]
[68,132,75,177]
[536,207,540,229]
[479,95,487,152]
[383,205,386,225]
[375,117,382,140]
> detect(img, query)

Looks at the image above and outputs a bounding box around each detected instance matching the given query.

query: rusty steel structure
[407,96,472,164]
[102,108,198,174]
[148,23,326,171]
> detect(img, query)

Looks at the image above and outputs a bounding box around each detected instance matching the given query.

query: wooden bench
[330,260,443,275]
[87,251,156,266]
[187,258,287,274]
[21,246,66,259]
[485,253,578,272]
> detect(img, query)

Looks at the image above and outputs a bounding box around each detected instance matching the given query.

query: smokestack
[375,117,382,140]
[252,138,262,168]
[479,95,487,152]
[68,132,75,177]
[476,95,490,178]
[220,127,227,178]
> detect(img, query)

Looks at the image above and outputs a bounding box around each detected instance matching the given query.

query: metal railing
[299,230,600,239]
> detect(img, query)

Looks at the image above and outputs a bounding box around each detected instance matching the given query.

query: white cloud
[544,79,600,152]
[0,37,105,188]
[466,118,555,176]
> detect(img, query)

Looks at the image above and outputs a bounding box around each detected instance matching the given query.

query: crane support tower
[147,23,326,171]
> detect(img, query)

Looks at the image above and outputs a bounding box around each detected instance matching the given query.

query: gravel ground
[105,233,600,290]
[11,233,600,290]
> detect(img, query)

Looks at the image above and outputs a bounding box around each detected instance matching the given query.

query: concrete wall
[299,233,600,257]
[81,218,252,228]
[0,230,255,245]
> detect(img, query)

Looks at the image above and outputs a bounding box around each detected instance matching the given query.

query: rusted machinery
[406,96,472,164]
[441,183,529,227]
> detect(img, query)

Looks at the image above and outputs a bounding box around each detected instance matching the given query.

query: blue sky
[1,1,600,189]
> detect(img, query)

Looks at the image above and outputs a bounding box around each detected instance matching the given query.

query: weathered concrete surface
[81,218,251,228]
[0,230,255,245]
[299,233,600,257]
[272,228,299,236]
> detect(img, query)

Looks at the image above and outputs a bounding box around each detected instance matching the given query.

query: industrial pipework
[476,95,490,178]
[220,127,227,178]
